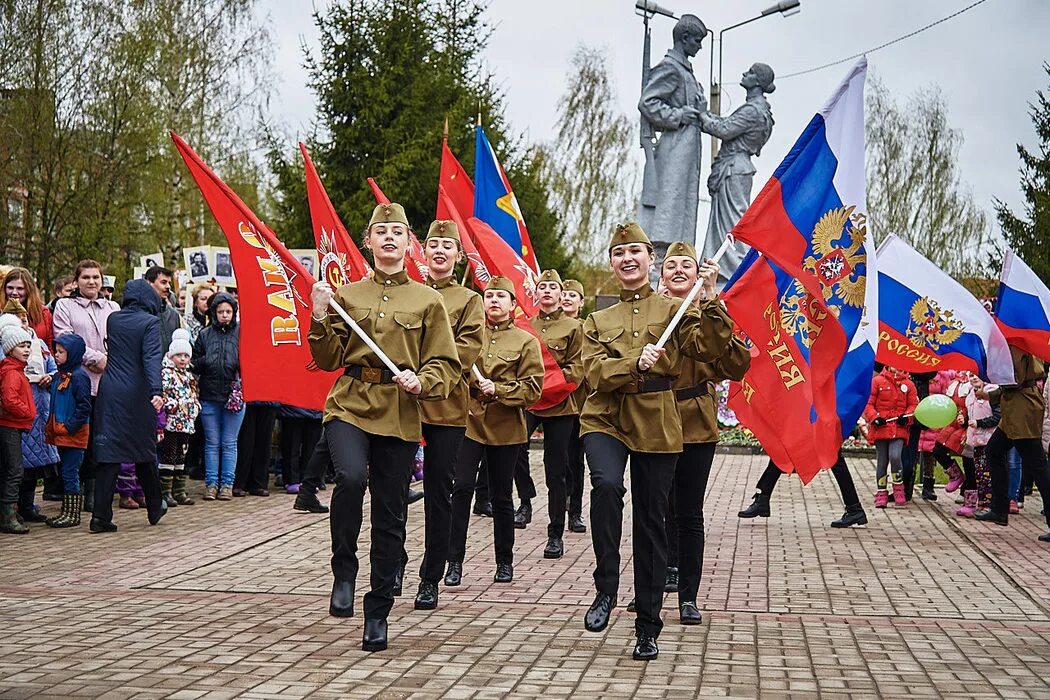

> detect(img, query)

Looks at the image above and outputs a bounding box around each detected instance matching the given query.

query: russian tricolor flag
[722,59,876,480]
[995,249,1050,362]
[474,125,539,273]
[876,234,1014,384]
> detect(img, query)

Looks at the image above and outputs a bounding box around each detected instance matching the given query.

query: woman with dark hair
[2,268,52,349]
[88,278,167,532]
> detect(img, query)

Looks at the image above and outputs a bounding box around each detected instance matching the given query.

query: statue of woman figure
[700,62,776,284]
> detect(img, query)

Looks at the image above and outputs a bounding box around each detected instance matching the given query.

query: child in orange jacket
[863,367,918,507]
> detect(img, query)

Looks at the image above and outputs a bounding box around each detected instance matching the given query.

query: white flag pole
[325,299,401,375]
[472,364,486,382]
[655,235,734,350]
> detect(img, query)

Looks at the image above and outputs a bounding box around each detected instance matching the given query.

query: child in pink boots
[864,367,918,507]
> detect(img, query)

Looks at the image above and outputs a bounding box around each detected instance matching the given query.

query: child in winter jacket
[915,369,955,500]
[160,329,200,506]
[962,378,1001,516]
[45,333,92,527]
[863,367,918,507]
[0,316,37,534]
[929,371,970,500]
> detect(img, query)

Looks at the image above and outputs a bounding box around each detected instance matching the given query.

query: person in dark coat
[88,278,167,532]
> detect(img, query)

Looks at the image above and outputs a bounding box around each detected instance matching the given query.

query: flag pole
[655,235,734,350]
[472,364,485,382]
[325,298,401,375]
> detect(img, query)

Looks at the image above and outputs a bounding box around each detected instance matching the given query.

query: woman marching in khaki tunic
[581,223,731,661]
[446,276,544,586]
[308,203,459,652]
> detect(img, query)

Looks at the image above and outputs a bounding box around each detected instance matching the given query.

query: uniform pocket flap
[394,311,423,330]
[497,351,521,362]
[347,306,371,323]
[598,327,624,343]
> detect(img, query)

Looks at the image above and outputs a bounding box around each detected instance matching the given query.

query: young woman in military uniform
[561,279,588,534]
[445,276,544,586]
[510,269,584,558]
[409,220,484,610]
[308,203,460,652]
[660,241,750,624]
[580,223,731,661]
[972,348,1050,541]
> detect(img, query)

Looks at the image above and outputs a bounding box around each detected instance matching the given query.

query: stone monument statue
[699,62,776,284]
[637,14,708,273]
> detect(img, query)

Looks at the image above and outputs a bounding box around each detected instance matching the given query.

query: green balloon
[914,394,958,429]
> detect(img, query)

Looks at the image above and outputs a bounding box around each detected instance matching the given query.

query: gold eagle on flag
[906,297,964,351]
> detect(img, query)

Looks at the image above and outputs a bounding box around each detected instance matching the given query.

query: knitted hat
[536,269,563,287]
[608,222,652,252]
[665,241,698,261]
[562,279,585,297]
[2,298,27,317]
[485,276,516,300]
[168,328,192,358]
[0,313,19,333]
[1,324,32,355]
[368,203,409,228]
[425,219,460,245]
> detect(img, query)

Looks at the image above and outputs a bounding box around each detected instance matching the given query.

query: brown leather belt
[621,377,674,395]
[344,364,396,384]
[675,383,709,401]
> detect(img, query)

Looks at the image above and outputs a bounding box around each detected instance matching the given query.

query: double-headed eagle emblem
[779,206,867,348]
[906,297,963,351]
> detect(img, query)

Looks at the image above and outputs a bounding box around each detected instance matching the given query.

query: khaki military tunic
[990,348,1047,440]
[580,284,733,453]
[528,308,584,417]
[675,322,751,444]
[466,319,544,446]
[418,276,485,428]
[308,268,460,443]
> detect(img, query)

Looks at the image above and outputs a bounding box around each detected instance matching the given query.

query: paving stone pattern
[2,451,1050,698]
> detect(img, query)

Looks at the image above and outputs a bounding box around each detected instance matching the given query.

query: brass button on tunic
[308,268,461,443]
[528,308,584,417]
[466,319,544,446]
[580,284,732,453]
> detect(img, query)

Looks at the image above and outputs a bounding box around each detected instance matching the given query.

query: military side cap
[425,219,461,244]
[368,202,409,228]
[486,276,516,299]
[563,279,585,297]
[665,241,697,261]
[537,269,563,287]
[2,298,26,316]
[609,222,651,252]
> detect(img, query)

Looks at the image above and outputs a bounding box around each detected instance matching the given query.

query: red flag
[438,185,490,287]
[300,144,371,286]
[468,216,540,317]
[366,177,428,282]
[171,132,338,410]
[513,317,576,411]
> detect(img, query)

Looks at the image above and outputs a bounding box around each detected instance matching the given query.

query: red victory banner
[300,143,371,286]
[172,132,338,410]
[437,133,490,287]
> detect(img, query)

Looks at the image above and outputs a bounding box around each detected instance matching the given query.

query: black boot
[362,618,388,652]
[568,514,587,533]
[493,562,513,583]
[679,602,703,625]
[444,561,462,587]
[513,499,532,529]
[18,478,47,522]
[414,580,438,610]
[921,477,937,501]
[293,491,329,513]
[830,503,868,528]
[585,592,616,632]
[81,478,95,513]
[329,580,355,617]
[407,488,424,504]
[738,493,770,518]
[543,535,564,559]
[88,517,117,534]
[633,633,659,660]
[974,509,1009,526]
[472,500,493,517]
[42,464,63,501]
[664,567,679,592]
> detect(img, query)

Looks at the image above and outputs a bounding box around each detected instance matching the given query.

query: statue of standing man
[700,63,776,285]
[637,14,708,272]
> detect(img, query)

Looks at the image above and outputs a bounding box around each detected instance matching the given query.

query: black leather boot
[633,633,659,660]
[293,491,329,513]
[444,561,462,587]
[514,499,532,529]
[414,580,438,610]
[543,535,563,559]
[664,567,679,592]
[830,503,868,528]
[472,500,493,517]
[568,514,587,533]
[737,493,770,518]
[329,580,355,617]
[585,592,616,632]
[88,517,117,534]
[921,477,937,501]
[362,618,388,652]
[493,562,513,583]
[679,602,702,625]
[974,508,1009,526]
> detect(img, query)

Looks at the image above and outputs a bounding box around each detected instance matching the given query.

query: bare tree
[866,76,990,278]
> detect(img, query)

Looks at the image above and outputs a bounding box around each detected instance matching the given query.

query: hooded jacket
[863,367,918,443]
[191,292,240,403]
[47,333,92,448]
[0,354,35,431]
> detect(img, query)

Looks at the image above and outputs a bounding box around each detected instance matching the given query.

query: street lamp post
[709,0,800,162]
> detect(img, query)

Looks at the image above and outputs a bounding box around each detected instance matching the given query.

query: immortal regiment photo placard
[184,245,212,282]
[211,246,236,286]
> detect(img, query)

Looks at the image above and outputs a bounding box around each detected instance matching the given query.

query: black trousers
[80,397,98,481]
[414,423,466,582]
[512,413,540,501]
[326,419,416,620]
[235,404,277,491]
[664,442,716,604]
[755,451,861,507]
[93,461,162,524]
[474,457,490,505]
[513,412,575,536]
[584,432,676,638]
[901,422,922,497]
[0,427,23,504]
[449,438,519,564]
[301,426,331,495]
[280,416,323,486]
[986,429,1050,525]
[566,416,585,517]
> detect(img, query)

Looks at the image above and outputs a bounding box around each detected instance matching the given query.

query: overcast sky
[260,0,1049,237]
